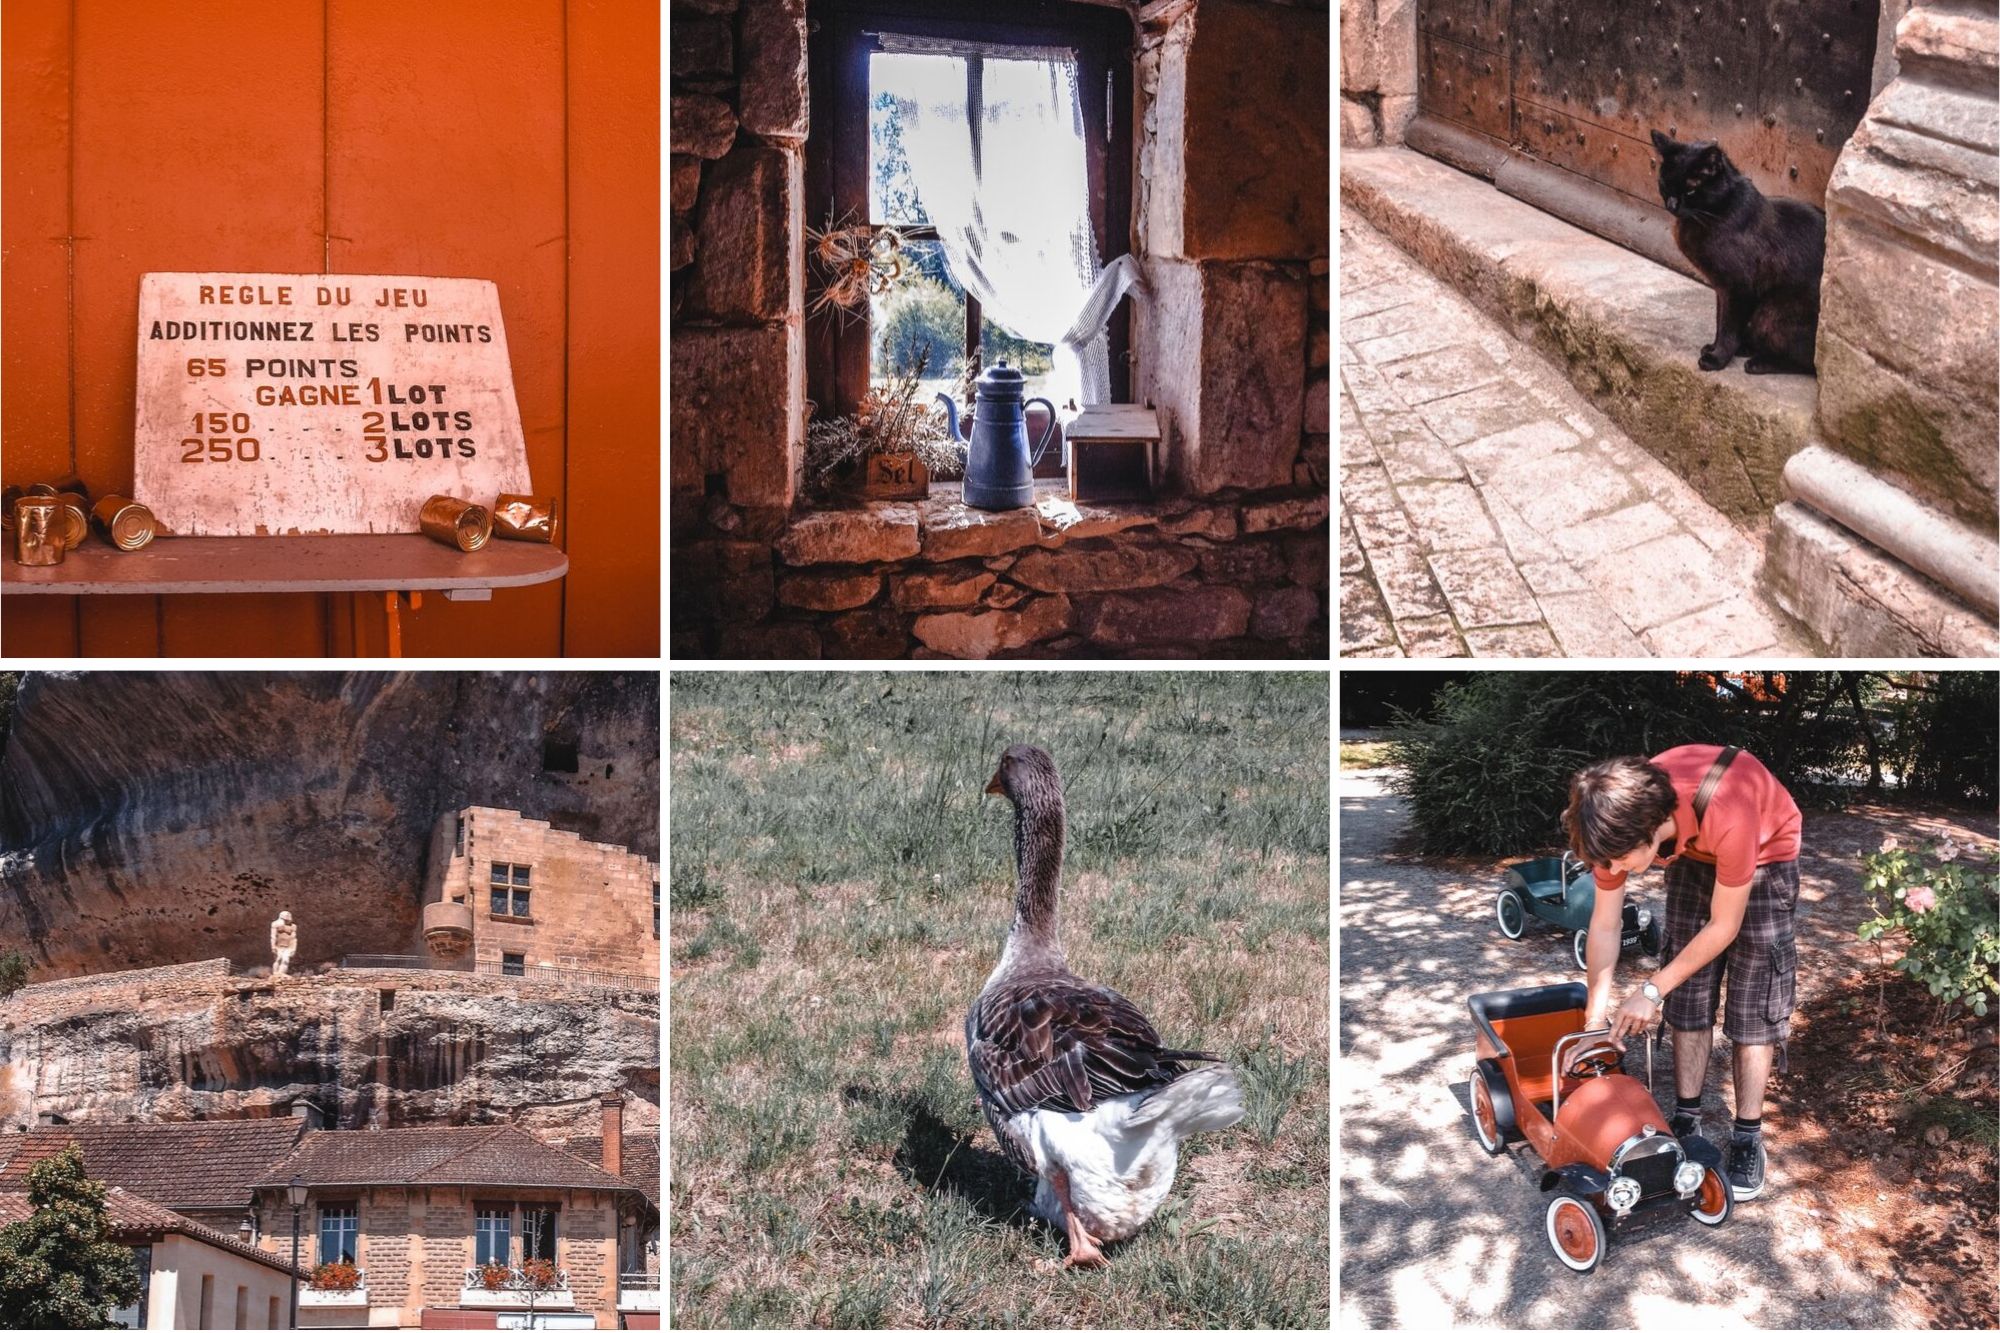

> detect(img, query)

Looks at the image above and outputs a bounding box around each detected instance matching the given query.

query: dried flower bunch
[807,213,915,322]
[804,348,963,491]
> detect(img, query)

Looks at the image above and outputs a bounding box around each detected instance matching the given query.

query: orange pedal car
[1468,981,1732,1272]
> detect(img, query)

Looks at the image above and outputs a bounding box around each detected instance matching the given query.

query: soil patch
[1778,968,1998,1331]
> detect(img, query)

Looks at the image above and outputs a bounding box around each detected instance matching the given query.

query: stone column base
[1766,502,2000,657]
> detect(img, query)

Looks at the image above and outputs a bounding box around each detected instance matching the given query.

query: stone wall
[671,0,807,513]
[670,0,1330,658]
[1767,2,2000,654]
[1337,0,1415,147]
[434,808,660,978]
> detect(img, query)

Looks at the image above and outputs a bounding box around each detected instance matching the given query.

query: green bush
[1858,835,2000,1017]
[872,277,964,381]
[1385,673,1734,856]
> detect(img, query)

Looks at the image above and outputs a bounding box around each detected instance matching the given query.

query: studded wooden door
[1415,0,1882,239]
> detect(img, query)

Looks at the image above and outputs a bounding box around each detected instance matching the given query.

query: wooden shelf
[3,534,567,598]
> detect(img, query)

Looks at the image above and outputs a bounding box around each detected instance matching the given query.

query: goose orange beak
[985,768,1005,795]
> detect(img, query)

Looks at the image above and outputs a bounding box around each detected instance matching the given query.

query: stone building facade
[1339,0,1998,653]
[671,0,1331,658]
[422,808,661,982]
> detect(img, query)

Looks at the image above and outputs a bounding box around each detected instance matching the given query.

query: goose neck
[1010,789,1064,949]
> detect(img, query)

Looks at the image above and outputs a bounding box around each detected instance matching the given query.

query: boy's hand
[1608,990,1659,1042]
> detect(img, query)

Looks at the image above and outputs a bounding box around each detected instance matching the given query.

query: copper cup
[419,494,492,552]
[52,492,89,550]
[91,496,157,551]
[14,497,64,566]
[492,493,558,544]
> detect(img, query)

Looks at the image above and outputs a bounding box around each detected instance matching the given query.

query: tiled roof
[256,1125,636,1193]
[0,1186,304,1277]
[0,1120,306,1210]
[558,1132,660,1209]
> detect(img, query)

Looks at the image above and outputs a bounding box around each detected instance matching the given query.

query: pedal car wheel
[1545,1192,1607,1273]
[1689,1165,1732,1226]
[1572,929,1590,971]
[1642,916,1664,957]
[1496,888,1527,940]
[1470,1064,1504,1155]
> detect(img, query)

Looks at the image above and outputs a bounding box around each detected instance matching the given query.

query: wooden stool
[1065,404,1161,502]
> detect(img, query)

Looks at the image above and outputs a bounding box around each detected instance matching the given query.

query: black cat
[1650,129,1825,375]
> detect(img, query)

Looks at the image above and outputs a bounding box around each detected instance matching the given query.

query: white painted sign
[133,273,533,535]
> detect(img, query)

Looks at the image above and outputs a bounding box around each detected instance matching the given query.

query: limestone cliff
[0,672,659,979]
[0,963,660,1135]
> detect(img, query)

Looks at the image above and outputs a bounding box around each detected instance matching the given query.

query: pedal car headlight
[1673,1162,1704,1194]
[1606,1176,1643,1213]
[1638,908,1652,927]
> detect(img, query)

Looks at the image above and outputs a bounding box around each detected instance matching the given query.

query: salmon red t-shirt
[1593,744,1801,892]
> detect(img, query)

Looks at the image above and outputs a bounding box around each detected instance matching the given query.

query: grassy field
[669,672,1330,1329]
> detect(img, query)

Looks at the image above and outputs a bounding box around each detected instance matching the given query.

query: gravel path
[1337,767,1996,1329]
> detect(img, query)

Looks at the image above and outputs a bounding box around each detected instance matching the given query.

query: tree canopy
[0,1145,142,1331]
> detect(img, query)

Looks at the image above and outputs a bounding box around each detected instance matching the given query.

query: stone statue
[270,911,298,977]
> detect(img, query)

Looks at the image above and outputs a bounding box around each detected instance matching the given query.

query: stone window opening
[501,952,526,978]
[474,1205,511,1266]
[541,735,581,774]
[317,1201,360,1265]
[489,862,532,919]
[474,1201,557,1265]
[672,0,1330,659]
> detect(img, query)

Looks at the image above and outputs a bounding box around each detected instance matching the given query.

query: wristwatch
[1641,981,1663,1005]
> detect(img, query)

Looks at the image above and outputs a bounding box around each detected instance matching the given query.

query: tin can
[13,496,64,566]
[91,495,157,551]
[52,492,90,550]
[419,494,492,552]
[491,493,558,544]
[48,475,91,505]
[23,482,58,497]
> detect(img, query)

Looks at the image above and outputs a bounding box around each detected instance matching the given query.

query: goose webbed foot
[1048,1168,1109,1270]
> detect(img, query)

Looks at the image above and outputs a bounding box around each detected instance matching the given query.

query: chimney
[600,1093,624,1176]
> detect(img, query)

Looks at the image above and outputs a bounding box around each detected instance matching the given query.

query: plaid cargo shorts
[1661,856,1800,1058]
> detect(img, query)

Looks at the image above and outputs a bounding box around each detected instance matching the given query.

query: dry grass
[669,672,1330,1328]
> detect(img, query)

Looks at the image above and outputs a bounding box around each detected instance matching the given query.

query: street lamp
[286,1175,307,1330]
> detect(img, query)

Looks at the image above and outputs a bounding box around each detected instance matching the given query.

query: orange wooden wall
[1,0,659,658]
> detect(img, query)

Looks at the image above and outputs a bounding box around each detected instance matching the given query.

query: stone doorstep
[1339,148,1818,526]
[1767,501,2000,657]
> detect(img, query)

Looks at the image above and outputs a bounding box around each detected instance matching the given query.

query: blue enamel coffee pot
[937,361,1056,510]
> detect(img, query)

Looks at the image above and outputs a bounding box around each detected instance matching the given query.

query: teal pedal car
[1497,853,1663,971]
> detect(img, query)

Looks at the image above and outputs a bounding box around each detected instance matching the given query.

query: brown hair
[1562,756,1677,868]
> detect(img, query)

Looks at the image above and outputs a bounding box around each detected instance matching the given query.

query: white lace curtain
[879,36,1139,412]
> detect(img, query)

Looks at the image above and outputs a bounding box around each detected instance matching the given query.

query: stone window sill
[488,913,536,925]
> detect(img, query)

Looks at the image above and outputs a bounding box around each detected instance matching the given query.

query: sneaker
[1669,1109,1700,1141]
[1726,1132,1767,1200]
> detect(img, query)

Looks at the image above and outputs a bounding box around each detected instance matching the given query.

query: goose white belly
[1010,1096,1180,1242]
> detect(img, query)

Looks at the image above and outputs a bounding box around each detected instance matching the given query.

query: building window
[234,1285,247,1330]
[111,1247,150,1329]
[197,1275,214,1328]
[475,1206,512,1266]
[652,880,660,939]
[502,953,525,978]
[543,736,581,773]
[521,1205,558,1262]
[268,1296,279,1329]
[489,862,531,917]
[317,1202,359,1265]
[455,814,465,856]
[809,2,1132,421]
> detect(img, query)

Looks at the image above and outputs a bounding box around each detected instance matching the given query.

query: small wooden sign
[862,452,930,499]
[133,272,533,536]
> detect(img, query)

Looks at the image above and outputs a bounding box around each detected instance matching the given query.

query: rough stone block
[688,144,801,323]
[1242,493,1330,534]
[775,505,920,565]
[984,581,1032,609]
[1158,504,1239,541]
[672,539,774,628]
[739,0,808,141]
[1251,585,1321,639]
[822,608,909,659]
[1174,0,1329,260]
[919,503,1041,560]
[776,570,881,611]
[670,322,800,509]
[718,623,821,657]
[1009,543,1198,593]
[671,94,737,159]
[670,215,695,272]
[671,155,701,214]
[1340,98,1379,148]
[1767,501,2000,656]
[889,567,995,610]
[911,595,1072,659]
[1196,541,1286,585]
[670,17,733,79]
[1082,587,1251,645]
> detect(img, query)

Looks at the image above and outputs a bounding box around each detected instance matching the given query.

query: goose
[967,743,1244,1269]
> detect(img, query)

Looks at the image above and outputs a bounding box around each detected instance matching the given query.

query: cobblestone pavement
[1339,205,1810,658]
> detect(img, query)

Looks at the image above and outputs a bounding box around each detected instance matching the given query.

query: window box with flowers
[299,1263,367,1308]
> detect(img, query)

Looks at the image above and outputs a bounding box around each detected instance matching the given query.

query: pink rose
[1879,835,1901,853]
[1936,840,1961,863]
[1905,885,1937,914]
